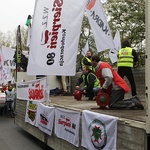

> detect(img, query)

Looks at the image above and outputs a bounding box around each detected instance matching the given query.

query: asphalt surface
[0,114,52,150]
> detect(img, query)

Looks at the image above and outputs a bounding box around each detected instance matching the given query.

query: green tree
[0,31,16,48]
[103,0,145,66]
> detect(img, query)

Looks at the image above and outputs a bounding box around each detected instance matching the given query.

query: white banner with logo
[27,0,86,76]
[1,46,16,69]
[16,77,48,102]
[82,110,118,150]
[25,100,38,126]
[36,103,55,135]
[55,108,80,147]
[86,0,115,52]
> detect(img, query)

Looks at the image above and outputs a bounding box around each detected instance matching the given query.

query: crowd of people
[75,40,144,110]
[0,39,144,114]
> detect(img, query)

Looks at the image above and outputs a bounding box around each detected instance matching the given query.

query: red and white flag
[27,0,86,76]
[25,100,38,126]
[36,103,55,135]
[86,0,115,52]
[55,108,80,147]
[16,77,48,102]
[82,110,118,150]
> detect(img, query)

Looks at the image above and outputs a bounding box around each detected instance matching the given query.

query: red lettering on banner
[28,82,44,100]
[40,119,48,125]
[48,0,63,49]
[58,118,71,127]
[41,0,63,49]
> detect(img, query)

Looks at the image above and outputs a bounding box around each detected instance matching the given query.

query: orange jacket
[96,62,130,93]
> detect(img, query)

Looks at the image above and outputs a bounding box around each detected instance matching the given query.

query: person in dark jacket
[76,66,100,100]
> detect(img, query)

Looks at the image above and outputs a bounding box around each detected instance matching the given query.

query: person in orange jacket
[91,55,144,109]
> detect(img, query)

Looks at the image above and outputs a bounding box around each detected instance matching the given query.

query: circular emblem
[88,119,107,149]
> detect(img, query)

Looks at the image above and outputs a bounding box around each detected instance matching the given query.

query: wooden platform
[50,95,146,123]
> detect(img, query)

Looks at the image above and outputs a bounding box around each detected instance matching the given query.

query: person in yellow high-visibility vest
[117,40,139,100]
[76,66,100,100]
[81,51,94,72]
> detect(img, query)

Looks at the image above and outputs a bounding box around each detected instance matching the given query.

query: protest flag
[26,15,32,47]
[82,40,89,56]
[14,25,22,77]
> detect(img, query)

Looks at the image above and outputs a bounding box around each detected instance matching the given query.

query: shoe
[93,96,96,101]
[133,99,144,110]
[133,95,141,101]
[88,97,94,100]
[62,91,67,96]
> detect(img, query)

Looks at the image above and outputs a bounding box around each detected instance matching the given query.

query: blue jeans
[93,87,100,96]
[5,100,14,115]
[80,87,100,97]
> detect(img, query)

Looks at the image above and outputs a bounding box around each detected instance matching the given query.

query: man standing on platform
[117,40,139,100]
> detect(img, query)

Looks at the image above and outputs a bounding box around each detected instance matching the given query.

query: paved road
[0,114,52,150]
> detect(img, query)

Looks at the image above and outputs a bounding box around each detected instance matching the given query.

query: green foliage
[76,0,145,69]
[103,0,145,66]
[0,1,145,68]
[0,26,28,51]
[0,31,15,48]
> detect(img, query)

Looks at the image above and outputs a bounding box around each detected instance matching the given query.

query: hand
[101,87,106,93]
[83,90,86,94]
[76,86,80,90]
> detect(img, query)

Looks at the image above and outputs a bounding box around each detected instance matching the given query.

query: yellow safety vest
[82,73,100,88]
[117,47,133,67]
[82,57,95,72]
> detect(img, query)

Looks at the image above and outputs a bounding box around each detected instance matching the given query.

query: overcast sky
[0,0,36,34]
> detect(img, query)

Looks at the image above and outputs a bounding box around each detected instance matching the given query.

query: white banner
[16,77,48,102]
[0,50,13,84]
[109,30,121,63]
[2,66,13,84]
[82,40,89,56]
[82,110,118,150]
[55,108,80,147]
[25,100,38,126]
[27,0,86,76]
[86,0,115,52]
[36,103,55,135]
[1,46,16,69]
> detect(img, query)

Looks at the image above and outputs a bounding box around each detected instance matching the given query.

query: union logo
[88,119,107,149]
[86,0,96,10]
